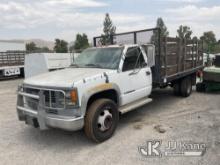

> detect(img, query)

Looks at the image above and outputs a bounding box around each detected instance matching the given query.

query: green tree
[151,17,169,43]
[74,33,89,52]
[156,17,169,38]
[151,17,169,54]
[192,36,198,41]
[26,42,38,52]
[177,25,192,40]
[40,47,51,53]
[101,13,116,45]
[54,39,68,53]
[26,42,52,53]
[200,31,216,44]
[200,31,217,53]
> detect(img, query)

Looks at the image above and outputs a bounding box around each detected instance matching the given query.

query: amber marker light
[70,89,78,103]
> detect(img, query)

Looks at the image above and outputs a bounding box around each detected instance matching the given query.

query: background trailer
[0,40,25,78]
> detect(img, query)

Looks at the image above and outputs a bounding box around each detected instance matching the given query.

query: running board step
[119,97,152,114]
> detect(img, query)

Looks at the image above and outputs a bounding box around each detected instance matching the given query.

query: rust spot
[89,83,113,92]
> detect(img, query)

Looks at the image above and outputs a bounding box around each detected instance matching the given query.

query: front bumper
[17,106,84,131]
[17,86,84,131]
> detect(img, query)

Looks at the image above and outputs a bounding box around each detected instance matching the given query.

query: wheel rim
[97,109,113,132]
[187,81,191,94]
[187,85,191,94]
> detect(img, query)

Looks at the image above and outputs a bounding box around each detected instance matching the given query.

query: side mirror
[141,44,155,67]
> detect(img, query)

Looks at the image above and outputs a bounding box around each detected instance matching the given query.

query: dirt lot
[0,79,219,165]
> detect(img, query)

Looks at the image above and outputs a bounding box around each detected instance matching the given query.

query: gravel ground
[0,79,219,165]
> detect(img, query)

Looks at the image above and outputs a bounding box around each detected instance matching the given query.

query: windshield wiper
[85,64,103,68]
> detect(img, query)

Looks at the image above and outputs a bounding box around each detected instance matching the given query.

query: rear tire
[173,82,181,96]
[84,99,119,143]
[180,77,192,97]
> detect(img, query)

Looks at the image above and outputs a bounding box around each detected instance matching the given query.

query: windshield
[71,47,123,69]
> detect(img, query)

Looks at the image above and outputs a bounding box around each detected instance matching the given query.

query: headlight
[43,90,65,109]
[65,89,78,107]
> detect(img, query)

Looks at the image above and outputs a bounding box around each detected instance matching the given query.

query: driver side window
[122,47,145,72]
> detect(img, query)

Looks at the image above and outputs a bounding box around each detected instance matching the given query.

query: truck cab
[17,44,154,142]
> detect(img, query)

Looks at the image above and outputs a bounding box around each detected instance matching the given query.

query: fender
[80,83,121,116]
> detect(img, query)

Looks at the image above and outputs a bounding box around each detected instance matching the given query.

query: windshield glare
[72,47,123,69]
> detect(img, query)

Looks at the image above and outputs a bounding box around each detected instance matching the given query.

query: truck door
[118,46,152,105]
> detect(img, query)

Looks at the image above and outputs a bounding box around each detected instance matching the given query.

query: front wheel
[84,99,119,143]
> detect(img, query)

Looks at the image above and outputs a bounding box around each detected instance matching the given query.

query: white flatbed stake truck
[17,28,203,142]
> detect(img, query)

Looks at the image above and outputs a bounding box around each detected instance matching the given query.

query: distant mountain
[0,39,55,50]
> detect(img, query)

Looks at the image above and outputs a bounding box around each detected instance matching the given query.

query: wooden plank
[159,37,202,83]
[166,42,177,46]
[185,53,194,59]
[191,40,194,68]
[177,38,182,73]
[166,37,179,42]
[161,65,178,76]
[166,55,178,65]
[164,37,167,76]
[183,39,186,71]
[185,62,193,70]
[194,41,197,67]
[186,40,194,44]
[166,46,178,54]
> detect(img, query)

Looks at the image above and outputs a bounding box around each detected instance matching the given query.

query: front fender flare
[80,83,121,116]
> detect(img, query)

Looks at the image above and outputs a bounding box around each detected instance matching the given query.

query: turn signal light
[70,90,78,103]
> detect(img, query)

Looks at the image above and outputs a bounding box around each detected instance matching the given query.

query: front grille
[24,87,40,95]
[21,86,65,112]
[46,109,58,114]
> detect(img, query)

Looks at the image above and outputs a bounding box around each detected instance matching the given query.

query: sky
[0,0,220,42]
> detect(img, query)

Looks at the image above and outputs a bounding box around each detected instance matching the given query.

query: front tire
[84,99,119,143]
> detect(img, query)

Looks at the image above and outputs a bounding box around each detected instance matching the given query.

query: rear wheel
[173,82,181,96]
[180,77,192,97]
[84,99,119,143]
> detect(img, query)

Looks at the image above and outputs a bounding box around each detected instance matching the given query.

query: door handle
[146,71,151,76]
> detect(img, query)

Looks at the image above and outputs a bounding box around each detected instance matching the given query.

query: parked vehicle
[0,51,25,78]
[17,28,203,142]
[197,54,220,92]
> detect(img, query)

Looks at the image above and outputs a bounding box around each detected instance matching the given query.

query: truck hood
[24,68,112,88]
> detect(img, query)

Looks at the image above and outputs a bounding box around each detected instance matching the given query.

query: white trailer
[25,53,78,78]
[0,41,25,78]
[0,51,25,78]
